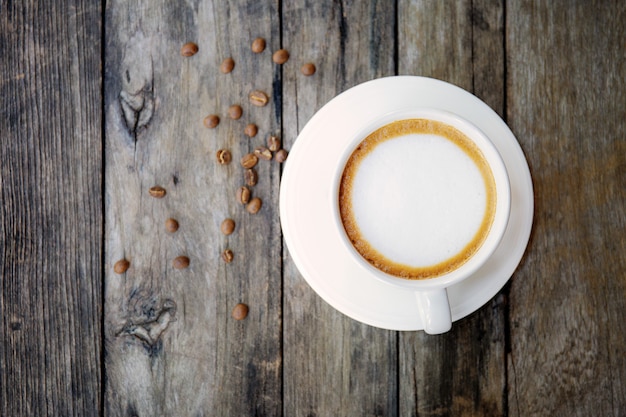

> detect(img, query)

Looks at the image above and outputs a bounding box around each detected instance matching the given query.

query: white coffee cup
[330,108,510,334]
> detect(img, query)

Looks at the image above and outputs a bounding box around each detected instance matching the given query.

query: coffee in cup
[328,107,510,334]
[338,117,497,280]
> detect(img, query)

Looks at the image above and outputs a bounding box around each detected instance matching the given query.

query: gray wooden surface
[2,1,625,416]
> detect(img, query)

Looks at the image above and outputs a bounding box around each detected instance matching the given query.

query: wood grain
[104,1,282,415]
[397,1,508,416]
[281,1,399,416]
[3,0,626,415]
[506,1,626,415]
[0,0,103,415]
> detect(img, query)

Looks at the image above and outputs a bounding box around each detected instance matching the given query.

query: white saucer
[279,76,533,331]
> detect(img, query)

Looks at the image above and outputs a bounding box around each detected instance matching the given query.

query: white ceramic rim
[329,108,511,291]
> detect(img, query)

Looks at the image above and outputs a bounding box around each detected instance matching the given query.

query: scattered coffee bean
[203,114,220,128]
[244,123,258,138]
[254,146,272,161]
[240,153,258,169]
[301,62,316,76]
[249,90,269,107]
[221,218,236,235]
[237,186,251,204]
[228,104,243,120]
[220,57,235,73]
[216,149,232,165]
[113,258,130,274]
[149,186,166,198]
[244,168,258,187]
[246,197,262,214]
[272,48,290,64]
[165,218,179,233]
[232,303,249,320]
[267,135,281,152]
[222,249,234,263]
[181,42,198,57]
[172,255,190,270]
[275,149,288,163]
[251,37,266,53]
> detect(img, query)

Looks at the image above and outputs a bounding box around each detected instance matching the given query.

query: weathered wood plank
[0,0,103,415]
[398,1,508,415]
[281,1,398,416]
[506,1,626,415]
[104,1,282,415]
[4,1,626,415]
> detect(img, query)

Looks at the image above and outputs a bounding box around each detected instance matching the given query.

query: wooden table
[2,1,625,415]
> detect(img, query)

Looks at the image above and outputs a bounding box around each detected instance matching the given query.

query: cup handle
[416,289,452,334]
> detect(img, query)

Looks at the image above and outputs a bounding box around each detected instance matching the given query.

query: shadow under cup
[330,109,511,333]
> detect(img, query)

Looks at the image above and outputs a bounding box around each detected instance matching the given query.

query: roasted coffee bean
[240,153,258,169]
[301,62,316,76]
[232,303,249,320]
[244,123,258,138]
[275,149,288,163]
[149,186,166,198]
[113,259,130,274]
[221,218,235,235]
[254,146,272,160]
[249,90,269,107]
[251,37,266,53]
[221,249,234,263]
[165,218,179,233]
[267,135,281,152]
[244,168,258,187]
[220,57,235,73]
[216,149,232,165]
[237,186,251,204]
[272,49,289,64]
[181,42,198,57]
[203,114,220,128]
[246,197,262,214]
[228,104,243,120]
[172,256,190,270]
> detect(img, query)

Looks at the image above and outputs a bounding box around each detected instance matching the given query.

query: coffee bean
[222,249,234,263]
[113,259,130,274]
[267,135,281,152]
[272,49,289,64]
[244,123,258,138]
[275,149,288,163]
[216,149,232,165]
[237,186,251,204]
[172,256,190,270]
[240,153,258,169]
[220,57,235,73]
[244,168,258,187]
[228,104,243,120]
[249,90,269,107]
[221,218,236,235]
[254,146,272,160]
[301,62,316,76]
[232,303,249,320]
[203,114,220,128]
[149,186,166,198]
[251,37,266,53]
[165,218,179,233]
[246,197,262,214]
[181,42,198,57]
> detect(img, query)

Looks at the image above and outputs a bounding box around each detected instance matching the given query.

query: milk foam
[349,133,487,267]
